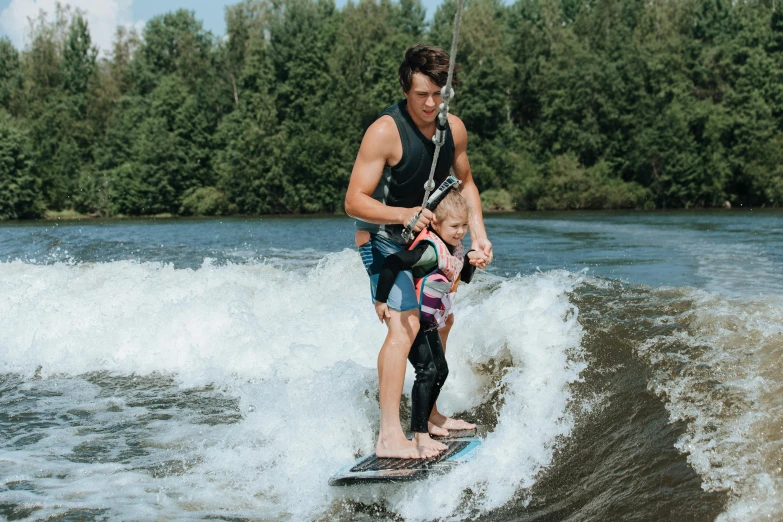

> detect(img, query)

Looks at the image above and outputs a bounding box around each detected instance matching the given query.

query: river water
[1,210,781,521]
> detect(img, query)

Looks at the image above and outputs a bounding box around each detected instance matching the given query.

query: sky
[0,0,443,54]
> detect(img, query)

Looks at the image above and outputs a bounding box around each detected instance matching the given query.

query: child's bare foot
[376,435,421,459]
[428,421,449,437]
[413,432,447,457]
[429,412,477,431]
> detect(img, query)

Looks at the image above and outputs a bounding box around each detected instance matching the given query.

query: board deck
[329,431,481,486]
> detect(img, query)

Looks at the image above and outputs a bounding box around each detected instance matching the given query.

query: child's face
[432,212,469,246]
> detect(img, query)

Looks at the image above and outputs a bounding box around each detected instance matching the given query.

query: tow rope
[402,0,466,243]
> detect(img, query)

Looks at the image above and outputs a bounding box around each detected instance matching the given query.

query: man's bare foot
[428,421,449,437]
[376,436,421,459]
[413,432,447,457]
[429,412,477,431]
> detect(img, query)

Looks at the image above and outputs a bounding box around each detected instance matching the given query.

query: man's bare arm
[345,116,433,231]
[449,115,493,257]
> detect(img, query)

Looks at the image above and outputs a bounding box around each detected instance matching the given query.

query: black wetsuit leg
[408,328,449,433]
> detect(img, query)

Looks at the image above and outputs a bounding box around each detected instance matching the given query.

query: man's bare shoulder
[361,115,400,157]
[364,115,399,140]
[448,113,467,134]
[448,114,468,147]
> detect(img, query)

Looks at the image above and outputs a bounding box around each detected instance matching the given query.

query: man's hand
[375,301,391,323]
[471,237,494,264]
[400,207,435,233]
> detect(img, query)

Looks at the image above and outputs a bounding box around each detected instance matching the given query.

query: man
[344,44,493,459]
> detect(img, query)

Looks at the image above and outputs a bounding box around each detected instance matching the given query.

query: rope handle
[401,176,462,242]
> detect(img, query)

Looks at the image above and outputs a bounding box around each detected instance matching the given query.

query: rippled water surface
[1,210,781,521]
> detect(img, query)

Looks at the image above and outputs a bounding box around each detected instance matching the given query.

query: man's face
[405,72,443,125]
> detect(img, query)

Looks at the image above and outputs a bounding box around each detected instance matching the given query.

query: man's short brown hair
[398,44,461,93]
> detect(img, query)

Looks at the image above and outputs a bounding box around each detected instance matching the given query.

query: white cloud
[0,0,145,55]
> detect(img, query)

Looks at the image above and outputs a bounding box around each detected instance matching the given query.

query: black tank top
[355,100,456,243]
[381,100,455,208]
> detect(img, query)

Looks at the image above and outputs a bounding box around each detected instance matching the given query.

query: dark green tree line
[1,0,781,219]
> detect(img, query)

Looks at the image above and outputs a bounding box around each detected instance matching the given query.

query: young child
[374,190,486,456]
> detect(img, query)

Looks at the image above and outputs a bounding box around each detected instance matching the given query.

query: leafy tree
[0,110,44,218]
[222,0,271,108]
[21,5,69,113]
[2,0,782,218]
[130,9,214,95]
[62,11,97,100]
[268,0,348,212]
[22,9,100,211]
[131,75,213,214]
[0,38,23,116]
[215,7,284,214]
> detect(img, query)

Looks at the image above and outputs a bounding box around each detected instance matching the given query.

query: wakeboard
[329,430,481,486]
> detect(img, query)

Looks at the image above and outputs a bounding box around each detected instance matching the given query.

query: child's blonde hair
[434,190,470,222]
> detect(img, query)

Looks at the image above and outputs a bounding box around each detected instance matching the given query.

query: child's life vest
[409,228,465,330]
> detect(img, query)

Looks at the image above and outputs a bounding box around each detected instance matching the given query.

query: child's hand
[468,250,488,269]
[375,301,391,323]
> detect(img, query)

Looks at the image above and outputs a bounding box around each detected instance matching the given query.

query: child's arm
[374,252,404,322]
[374,243,434,322]
[461,250,485,284]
